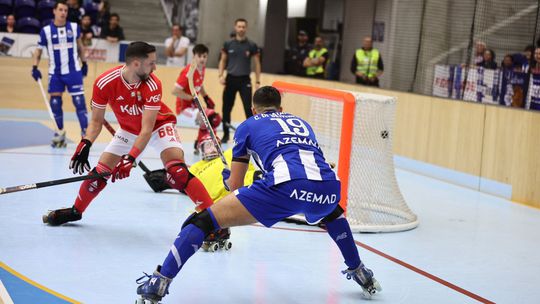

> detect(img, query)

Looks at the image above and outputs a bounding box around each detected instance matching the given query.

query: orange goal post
[273,81,418,232]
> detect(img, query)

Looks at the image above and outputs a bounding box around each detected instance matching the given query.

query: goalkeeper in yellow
[142,136,261,200]
[188,137,261,202]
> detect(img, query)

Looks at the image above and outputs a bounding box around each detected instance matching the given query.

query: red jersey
[91,65,176,135]
[174,65,205,114]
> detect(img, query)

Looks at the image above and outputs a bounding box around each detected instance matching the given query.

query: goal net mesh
[277,82,418,232]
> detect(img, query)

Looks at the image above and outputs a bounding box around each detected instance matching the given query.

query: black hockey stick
[0,172,110,195]
[187,60,229,169]
[102,119,152,174]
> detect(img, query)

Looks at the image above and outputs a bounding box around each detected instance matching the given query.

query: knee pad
[72,94,87,112]
[165,162,193,191]
[181,209,217,236]
[84,167,108,193]
[50,96,63,113]
[321,205,345,224]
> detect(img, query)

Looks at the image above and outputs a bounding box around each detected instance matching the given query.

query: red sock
[184,176,214,211]
[73,162,111,213]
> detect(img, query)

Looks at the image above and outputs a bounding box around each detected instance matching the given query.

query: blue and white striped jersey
[37,21,81,75]
[232,110,337,185]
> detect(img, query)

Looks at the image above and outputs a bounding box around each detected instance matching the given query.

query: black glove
[70,139,92,174]
[31,65,42,81]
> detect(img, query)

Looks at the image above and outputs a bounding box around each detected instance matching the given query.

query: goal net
[273,81,418,233]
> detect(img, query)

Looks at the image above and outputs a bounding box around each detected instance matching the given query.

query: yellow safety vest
[355,49,380,78]
[306,48,328,76]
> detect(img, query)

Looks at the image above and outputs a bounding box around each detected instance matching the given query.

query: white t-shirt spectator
[164,36,190,67]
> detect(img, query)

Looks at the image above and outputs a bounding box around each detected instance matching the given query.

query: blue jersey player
[136,86,381,303]
[32,0,88,148]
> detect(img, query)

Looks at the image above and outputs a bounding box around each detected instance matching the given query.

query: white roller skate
[51,130,67,148]
[342,264,382,299]
[136,266,172,304]
[201,228,232,252]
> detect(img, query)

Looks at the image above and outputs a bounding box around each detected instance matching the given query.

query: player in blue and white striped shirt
[136,86,381,302]
[31,0,88,147]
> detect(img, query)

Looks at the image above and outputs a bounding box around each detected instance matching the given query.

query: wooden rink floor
[1,112,540,303]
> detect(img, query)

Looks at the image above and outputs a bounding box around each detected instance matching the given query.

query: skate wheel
[42,214,49,224]
[223,240,232,250]
[209,243,219,252]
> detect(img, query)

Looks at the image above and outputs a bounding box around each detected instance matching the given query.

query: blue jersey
[233,110,337,185]
[37,21,81,75]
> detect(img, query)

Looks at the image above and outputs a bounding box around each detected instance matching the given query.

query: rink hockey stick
[0,172,110,195]
[186,60,229,169]
[101,119,152,174]
[36,78,61,132]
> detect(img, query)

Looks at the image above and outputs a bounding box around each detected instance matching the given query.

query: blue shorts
[48,72,84,95]
[234,179,341,227]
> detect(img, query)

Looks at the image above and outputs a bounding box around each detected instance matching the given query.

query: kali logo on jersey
[116,96,124,101]
[120,104,143,116]
[145,94,161,103]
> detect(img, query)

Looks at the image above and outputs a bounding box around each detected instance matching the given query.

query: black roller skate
[135,265,172,304]
[51,130,67,148]
[341,263,382,299]
[201,228,232,252]
[42,206,82,226]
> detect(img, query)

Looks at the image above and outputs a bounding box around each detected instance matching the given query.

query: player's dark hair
[253,86,281,109]
[125,41,156,64]
[235,18,247,25]
[192,44,209,55]
[54,0,67,9]
[110,13,120,21]
[172,23,182,30]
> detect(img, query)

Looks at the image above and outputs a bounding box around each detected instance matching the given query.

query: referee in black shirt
[218,18,261,143]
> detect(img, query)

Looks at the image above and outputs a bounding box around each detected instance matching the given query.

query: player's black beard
[137,72,149,81]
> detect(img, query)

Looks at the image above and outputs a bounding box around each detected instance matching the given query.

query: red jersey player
[172,44,215,115]
[42,41,215,226]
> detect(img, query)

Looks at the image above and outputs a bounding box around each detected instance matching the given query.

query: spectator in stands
[80,14,98,46]
[303,36,328,79]
[0,14,16,33]
[351,36,384,87]
[480,49,497,70]
[529,48,540,74]
[474,41,486,66]
[164,24,190,67]
[67,0,85,23]
[284,30,311,76]
[501,54,514,71]
[100,13,124,43]
[96,0,111,29]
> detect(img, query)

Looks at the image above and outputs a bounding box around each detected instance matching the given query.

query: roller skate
[341,263,382,299]
[201,228,232,252]
[42,206,82,226]
[51,130,67,148]
[135,265,172,304]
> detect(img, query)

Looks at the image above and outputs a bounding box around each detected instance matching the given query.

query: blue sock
[326,216,361,269]
[50,96,63,130]
[72,95,88,135]
[160,224,205,279]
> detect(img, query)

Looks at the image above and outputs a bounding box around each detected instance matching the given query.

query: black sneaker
[221,134,230,144]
